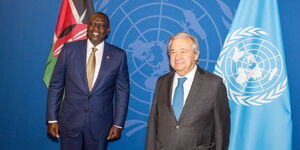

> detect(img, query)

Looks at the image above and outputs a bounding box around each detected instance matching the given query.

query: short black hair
[92,12,110,26]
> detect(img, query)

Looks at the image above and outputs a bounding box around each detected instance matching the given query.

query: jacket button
[176,125,180,129]
[84,109,87,112]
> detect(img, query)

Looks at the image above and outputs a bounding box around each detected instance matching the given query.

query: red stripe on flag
[53,24,87,57]
[54,0,76,39]
[52,0,94,58]
[43,0,94,86]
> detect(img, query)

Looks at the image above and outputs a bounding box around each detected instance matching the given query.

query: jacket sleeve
[113,51,130,127]
[145,79,160,150]
[46,46,67,121]
[214,81,231,150]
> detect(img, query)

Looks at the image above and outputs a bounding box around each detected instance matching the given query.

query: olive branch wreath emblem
[215,26,287,106]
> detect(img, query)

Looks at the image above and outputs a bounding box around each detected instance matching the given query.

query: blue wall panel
[0,0,298,150]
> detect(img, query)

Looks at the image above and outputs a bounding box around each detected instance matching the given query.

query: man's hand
[48,122,59,138]
[107,126,122,140]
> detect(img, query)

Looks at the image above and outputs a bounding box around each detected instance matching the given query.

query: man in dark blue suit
[46,12,129,150]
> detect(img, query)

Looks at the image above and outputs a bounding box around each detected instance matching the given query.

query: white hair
[167,32,200,55]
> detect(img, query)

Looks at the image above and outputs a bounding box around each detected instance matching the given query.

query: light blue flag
[214,0,292,150]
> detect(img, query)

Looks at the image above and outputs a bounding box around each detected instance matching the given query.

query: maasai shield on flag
[43,0,94,87]
[214,0,292,150]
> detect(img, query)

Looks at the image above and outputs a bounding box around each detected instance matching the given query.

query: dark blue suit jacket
[47,39,129,140]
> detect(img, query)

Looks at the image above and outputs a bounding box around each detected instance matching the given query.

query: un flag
[214,0,292,150]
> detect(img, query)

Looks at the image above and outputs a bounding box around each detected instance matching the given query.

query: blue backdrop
[0,0,299,150]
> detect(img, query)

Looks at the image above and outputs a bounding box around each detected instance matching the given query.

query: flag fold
[43,0,95,86]
[214,0,292,149]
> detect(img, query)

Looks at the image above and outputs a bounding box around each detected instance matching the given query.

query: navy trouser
[59,120,108,150]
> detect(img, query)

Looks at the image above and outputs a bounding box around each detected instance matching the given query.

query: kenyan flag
[43,0,95,87]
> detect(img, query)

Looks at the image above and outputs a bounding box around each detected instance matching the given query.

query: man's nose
[93,26,99,31]
[175,54,182,60]
[92,24,100,30]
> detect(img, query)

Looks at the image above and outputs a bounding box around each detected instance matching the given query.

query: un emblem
[215,26,288,106]
[96,0,234,137]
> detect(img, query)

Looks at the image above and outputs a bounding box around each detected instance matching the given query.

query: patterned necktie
[87,47,97,91]
[172,77,187,120]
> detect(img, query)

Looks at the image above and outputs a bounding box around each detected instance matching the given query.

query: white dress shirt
[86,40,104,87]
[171,65,197,105]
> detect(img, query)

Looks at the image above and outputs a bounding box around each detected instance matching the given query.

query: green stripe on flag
[43,43,57,87]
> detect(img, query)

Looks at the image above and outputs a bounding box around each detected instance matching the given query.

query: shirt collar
[174,65,197,80]
[87,39,104,50]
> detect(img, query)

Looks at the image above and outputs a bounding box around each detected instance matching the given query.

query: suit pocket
[193,143,215,150]
[157,146,167,150]
[156,138,168,150]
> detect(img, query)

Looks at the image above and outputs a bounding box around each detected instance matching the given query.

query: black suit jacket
[145,66,230,150]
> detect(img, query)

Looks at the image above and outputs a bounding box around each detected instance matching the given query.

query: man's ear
[195,51,200,61]
[107,27,111,33]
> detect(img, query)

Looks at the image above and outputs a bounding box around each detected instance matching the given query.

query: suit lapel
[178,66,204,122]
[165,72,180,121]
[78,40,89,91]
[92,42,111,92]
[166,72,175,118]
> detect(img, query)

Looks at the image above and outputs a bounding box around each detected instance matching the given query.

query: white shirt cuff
[48,120,58,123]
[113,125,122,129]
